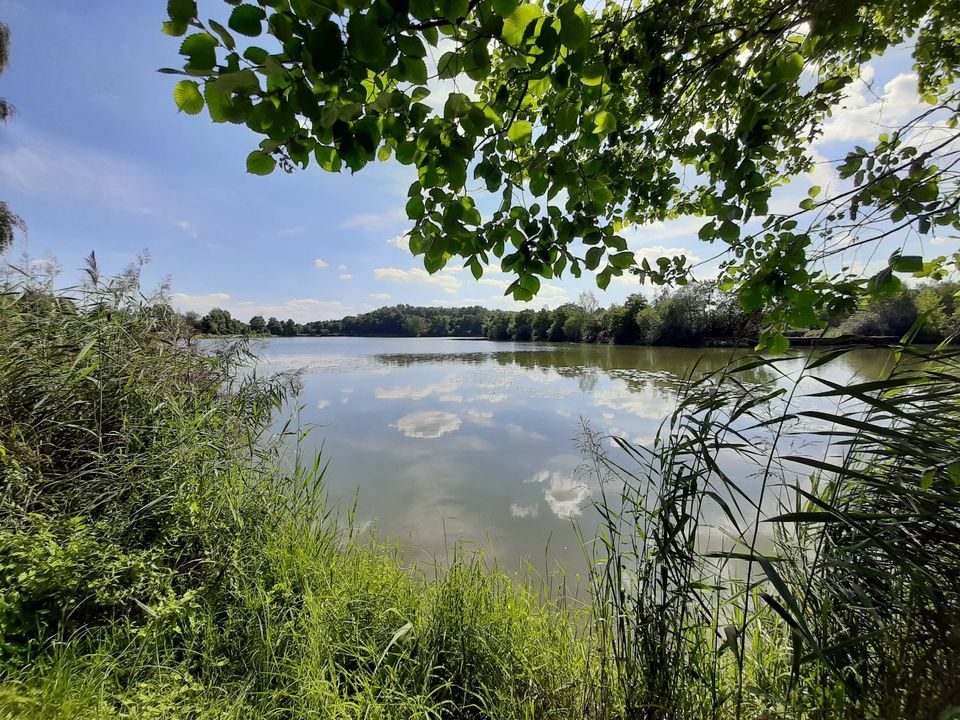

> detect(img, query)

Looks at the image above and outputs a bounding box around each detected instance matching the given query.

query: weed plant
[582,337,960,719]
[0,258,586,719]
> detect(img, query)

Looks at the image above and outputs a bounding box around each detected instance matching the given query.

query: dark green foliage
[163,0,960,353]
[248,314,266,332]
[319,303,488,337]
[0,25,24,250]
[200,305,247,334]
[184,284,960,347]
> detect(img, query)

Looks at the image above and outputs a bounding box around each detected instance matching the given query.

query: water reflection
[526,470,593,519]
[392,410,462,439]
[256,337,893,571]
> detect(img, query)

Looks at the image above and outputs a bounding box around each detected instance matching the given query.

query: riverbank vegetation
[4,264,959,718]
[187,281,960,346]
[0,266,586,718]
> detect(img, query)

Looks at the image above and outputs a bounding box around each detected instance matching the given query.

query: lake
[254,337,892,572]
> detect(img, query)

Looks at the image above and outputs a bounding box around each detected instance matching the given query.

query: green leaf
[208,19,236,50]
[557,2,589,50]
[308,21,344,72]
[580,62,604,86]
[246,150,276,175]
[739,285,764,311]
[315,146,342,172]
[493,0,520,17]
[889,254,923,273]
[867,267,901,295]
[503,4,542,46]
[210,69,260,96]
[424,252,447,273]
[204,85,233,122]
[438,0,469,21]
[347,13,386,69]
[519,273,540,294]
[593,110,616,135]
[174,80,204,115]
[397,55,428,85]
[609,251,634,269]
[229,4,267,37]
[437,51,460,79]
[243,46,268,64]
[585,246,603,270]
[406,196,425,220]
[596,267,611,289]
[444,93,471,118]
[162,21,189,37]
[718,220,739,242]
[167,0,197,22]
[397,34,426,58]
[507,120,533,145]
[180,33,218,71]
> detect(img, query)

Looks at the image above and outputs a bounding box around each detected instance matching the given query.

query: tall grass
[582,337,960,719]
[3,255,957,719]
[0,258,588,719]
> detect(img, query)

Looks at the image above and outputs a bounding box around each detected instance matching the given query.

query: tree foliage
[0,24,25,253]
[164,0,960,346]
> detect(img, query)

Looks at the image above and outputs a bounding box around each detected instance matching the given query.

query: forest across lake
[184,280,960,347]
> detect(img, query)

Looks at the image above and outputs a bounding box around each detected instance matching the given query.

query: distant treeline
[184,281,960,346]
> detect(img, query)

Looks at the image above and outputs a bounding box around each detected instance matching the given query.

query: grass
[0,259,588,719]
[2,257,958,719]
[579,335,960,719]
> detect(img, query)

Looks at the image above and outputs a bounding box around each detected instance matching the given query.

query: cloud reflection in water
[392,411,463,439]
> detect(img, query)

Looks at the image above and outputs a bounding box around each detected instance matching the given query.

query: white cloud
[478,278,509,290]
[392,411,462,439]
[369,292,392,301]
[631,245,701,265]
[388,235,410,251]
[376,379,459,400]
[465,409,495,427]
[818,73,923,144]
[374,267,463,294]
[593,384,672,419]
[510,503,539,519]
[316,400,330,410]
[170,292,353,323]
[471,392,508,404]
[526,471,592,519]
[505,423,548,441]
[314,258,330,269]
[338,264,348,271]
[340,209,405,229]
[176,220,198,239]
[339,273,353,281]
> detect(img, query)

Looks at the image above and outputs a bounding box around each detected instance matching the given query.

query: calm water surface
[255,337,892,570]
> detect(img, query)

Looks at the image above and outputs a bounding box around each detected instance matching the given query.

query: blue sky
[1,1,952,322]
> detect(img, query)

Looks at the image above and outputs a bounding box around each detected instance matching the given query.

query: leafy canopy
[162,0,960,346]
